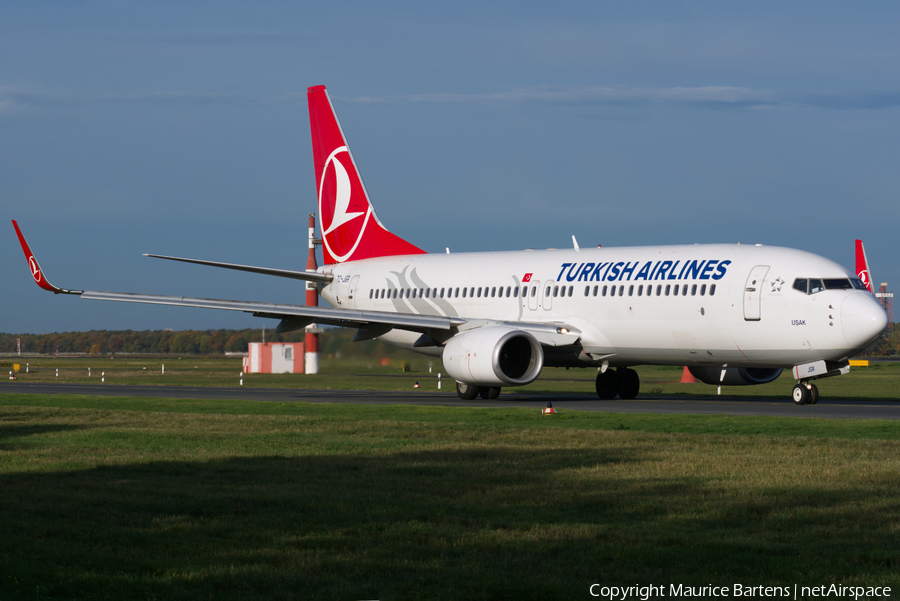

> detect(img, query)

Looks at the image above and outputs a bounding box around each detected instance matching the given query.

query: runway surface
[3,381,900,420]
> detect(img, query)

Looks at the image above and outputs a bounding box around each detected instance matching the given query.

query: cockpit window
[795,277,859,295]
[824,279,853,290]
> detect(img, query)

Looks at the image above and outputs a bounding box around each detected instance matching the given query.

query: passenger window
[809,279,824,294]
[638,285,643,296]
[568,285,574,296]
[505,286,510,297]
[477,287,482,298]
[691,284,697,296]
[700,284,707,296]
[629,285,634,296]
[585,285,590,297]
[665,284,670,296]
[393,289,398,299]
[369,290,373,299]
[490,287,495,298]
[610,286,616,297]
[673,285,679,296]
[710,284,716,296]
[546,286,552,297]
[425,289,431,298]
[682,284,688,296]
[619,285,624,296]
[462,288,467,298]
[412,289,417,298]
[593,285,598,296]
[553,286,559,297]
[531,286,537,297]
[602,285,608,297]
[656,284,662,296]
[513,286,519,297]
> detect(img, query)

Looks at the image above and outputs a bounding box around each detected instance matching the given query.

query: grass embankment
[4,356,900,400]
[1,394,899,599]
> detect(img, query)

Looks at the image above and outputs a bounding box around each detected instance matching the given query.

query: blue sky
[3,1,898,334]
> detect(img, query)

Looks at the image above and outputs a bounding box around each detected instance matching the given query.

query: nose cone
[841,293,888,348]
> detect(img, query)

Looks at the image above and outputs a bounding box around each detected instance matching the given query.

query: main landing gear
[792,382,819,405]
[456,381,501,400]
[596,367,640,400]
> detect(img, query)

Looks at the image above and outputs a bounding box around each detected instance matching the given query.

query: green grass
[5,356,900,400]
[2,394,900,600]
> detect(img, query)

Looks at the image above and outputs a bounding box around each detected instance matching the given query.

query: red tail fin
[855,239,873,292]
[307,85,425,265]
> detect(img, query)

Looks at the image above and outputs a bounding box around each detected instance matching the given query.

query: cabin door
[347,275,360,309]
[526,281,540,311]
[743,265,769,321]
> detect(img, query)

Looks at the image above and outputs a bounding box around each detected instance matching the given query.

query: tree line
[0,327,417,358]
[2,323,897,356]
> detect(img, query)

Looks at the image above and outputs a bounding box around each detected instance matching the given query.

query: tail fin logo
[29,256,42,284]
[858,268,870,289]
[319,147,372,263]
[854,239,874,293]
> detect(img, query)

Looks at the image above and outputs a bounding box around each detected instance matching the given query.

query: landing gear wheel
[596,370,621,400]
[808,384,819,405]
[792,383,810,405]
[479,386,501,400]
[618,368,640,400]
[457,381,479,400]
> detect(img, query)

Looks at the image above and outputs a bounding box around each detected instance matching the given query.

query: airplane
[13,85,889,405]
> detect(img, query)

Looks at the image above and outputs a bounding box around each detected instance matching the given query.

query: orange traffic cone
[542,401,557,415]
[681,367,697,383]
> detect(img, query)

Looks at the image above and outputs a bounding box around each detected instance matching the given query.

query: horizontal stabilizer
[144,254,334,284]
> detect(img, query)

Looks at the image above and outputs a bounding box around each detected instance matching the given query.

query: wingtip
[11,220,81,295]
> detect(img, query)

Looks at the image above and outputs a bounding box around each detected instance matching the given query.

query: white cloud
[348,85,777,107]
[346,85,900,111]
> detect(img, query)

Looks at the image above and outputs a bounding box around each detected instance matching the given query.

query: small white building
[243,342,304,374]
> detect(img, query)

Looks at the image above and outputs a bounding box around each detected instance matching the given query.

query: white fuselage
[319,243,886,369]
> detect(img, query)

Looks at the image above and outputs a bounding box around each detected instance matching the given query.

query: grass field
[3,355,900,400]
[2,390,900,600]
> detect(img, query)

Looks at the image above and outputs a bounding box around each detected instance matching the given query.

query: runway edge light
[542,401,557,415]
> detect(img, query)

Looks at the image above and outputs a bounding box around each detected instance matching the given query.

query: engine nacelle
[688,366,784,386]
[442,326,544,386]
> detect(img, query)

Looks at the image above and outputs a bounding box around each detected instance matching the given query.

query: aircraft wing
[79,289,465,332]
[13,219,580,345]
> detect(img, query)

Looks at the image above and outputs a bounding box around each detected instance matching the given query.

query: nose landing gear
[792,382,819,405]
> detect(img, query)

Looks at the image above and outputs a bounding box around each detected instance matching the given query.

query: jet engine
[688,366,784,386]
[442,326,544,386]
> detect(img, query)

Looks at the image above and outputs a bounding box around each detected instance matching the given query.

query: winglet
[11,220,82,295]
[854,239,874,293]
